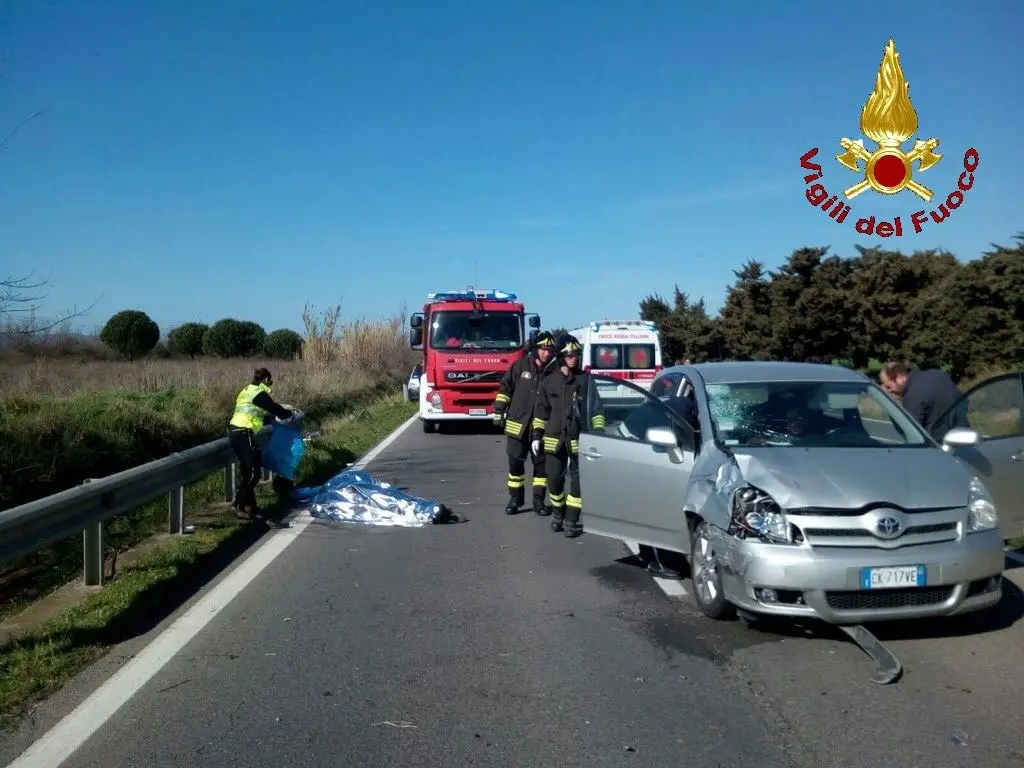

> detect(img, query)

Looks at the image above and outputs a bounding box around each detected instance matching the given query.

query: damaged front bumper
[712,526,1005,624]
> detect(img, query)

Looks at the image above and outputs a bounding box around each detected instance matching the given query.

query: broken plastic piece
[839,624,902,684]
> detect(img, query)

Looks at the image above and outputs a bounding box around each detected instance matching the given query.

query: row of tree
[637,235,1024,382]
[99,310,304,361]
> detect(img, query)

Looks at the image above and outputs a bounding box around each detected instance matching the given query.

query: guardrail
[0,427,278,588]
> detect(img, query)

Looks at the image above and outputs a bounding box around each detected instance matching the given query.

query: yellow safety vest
[229,383,272,431]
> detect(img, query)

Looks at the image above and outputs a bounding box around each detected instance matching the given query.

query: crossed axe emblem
[835,137,942,202]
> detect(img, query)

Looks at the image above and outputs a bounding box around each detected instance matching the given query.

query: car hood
[730,447,973,510]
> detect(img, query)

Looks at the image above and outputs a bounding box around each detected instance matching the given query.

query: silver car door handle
[583,448,602,459]
[1011,452,1023,462]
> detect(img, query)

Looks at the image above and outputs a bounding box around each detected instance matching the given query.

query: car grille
[789,507,962,549]
[824,586,955,611]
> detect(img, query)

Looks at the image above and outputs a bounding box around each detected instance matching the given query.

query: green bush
[264,329,303,360]
[167,322,208,358]
[98,310,160,361]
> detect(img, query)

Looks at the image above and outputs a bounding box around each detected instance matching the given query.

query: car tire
[690,520,735,620]
[422,420,436,434]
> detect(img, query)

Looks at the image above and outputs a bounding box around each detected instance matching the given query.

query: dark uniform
[532,334,606,537]
[493,331,558,515]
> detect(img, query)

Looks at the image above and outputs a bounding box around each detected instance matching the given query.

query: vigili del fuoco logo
[799,38,980,238]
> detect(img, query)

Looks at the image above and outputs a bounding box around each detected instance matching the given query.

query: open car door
[932,372,1024,539]
[577,374,697,553]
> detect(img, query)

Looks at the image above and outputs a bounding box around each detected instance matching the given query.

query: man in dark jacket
[879,361,967,440]
[228,367,295,519]
[492,331,559,515]
[532,334,606,537]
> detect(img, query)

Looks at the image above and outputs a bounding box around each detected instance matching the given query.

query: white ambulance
[568,319,663,403]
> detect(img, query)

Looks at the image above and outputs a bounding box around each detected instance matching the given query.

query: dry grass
[0,306,417,402]
[0,308,419,510]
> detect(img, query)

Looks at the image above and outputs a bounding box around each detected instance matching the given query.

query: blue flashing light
[427,288,519,303]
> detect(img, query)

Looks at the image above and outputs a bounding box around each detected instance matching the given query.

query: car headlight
[966,476,998,533]
[730,486,793,544]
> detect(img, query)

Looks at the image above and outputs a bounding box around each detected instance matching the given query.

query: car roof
[663,361,870,385]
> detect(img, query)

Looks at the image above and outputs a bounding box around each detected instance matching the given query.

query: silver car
[578,361,1011,624]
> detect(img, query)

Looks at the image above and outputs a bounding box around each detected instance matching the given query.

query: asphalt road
[3,417,1023,767]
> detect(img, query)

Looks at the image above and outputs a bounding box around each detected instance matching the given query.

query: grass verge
[0,379,399,618]
[0,393,416,733]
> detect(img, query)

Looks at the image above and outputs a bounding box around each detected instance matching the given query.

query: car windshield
[704,379,930,448]
[429,311,523,350]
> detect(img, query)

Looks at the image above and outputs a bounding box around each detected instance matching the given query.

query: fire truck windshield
[429,311,523,350]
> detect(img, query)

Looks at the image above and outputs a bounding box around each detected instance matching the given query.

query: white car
[406,364,423,402]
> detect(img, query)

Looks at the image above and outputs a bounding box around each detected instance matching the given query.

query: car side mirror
[942,427,981,450]
[646,425,686,465]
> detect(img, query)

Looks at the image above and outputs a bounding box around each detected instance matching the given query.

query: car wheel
[690,521,735,620]
[422,420,436,433]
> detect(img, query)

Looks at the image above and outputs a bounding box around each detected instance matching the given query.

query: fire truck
[409,288,540,433]
[568,319,663,404]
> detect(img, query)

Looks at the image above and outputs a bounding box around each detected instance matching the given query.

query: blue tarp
[261,419,307,481]
[292,470,448,527]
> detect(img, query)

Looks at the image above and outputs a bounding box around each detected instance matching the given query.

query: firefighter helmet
[556,334,583,360]
[532,330,556,350]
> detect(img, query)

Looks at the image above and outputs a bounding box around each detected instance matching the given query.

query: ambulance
[568,319,663,404]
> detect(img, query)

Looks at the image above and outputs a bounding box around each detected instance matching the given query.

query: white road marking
[621,541,689,597]
[653,577,689,597]
[6,411,420,768]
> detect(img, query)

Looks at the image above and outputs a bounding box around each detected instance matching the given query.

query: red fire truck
[409,288,540,433]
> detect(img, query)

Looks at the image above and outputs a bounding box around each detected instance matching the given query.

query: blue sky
[2,1,1021,336]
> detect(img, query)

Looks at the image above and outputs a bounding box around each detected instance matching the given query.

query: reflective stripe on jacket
[493,355,555,439]
[229,383,272,431]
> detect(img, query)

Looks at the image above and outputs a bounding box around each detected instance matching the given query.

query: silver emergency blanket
[292,470,448,527]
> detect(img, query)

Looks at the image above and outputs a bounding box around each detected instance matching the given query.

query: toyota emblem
[876,516,902,537]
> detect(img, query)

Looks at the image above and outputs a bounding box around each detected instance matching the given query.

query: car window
[584,374,696,448]
[935,374,1024,439]
[649,373,680,399]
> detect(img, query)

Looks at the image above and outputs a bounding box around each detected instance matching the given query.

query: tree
[717,260,773,360]
[264,328,304,360]
[238,321,267,357]
[99,310,160,361]
[638,294,672,327]
[167,322,208,358]
[202,318,248,358]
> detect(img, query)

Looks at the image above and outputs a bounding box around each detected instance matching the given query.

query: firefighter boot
[533,489,550,516]
[504,498,520,515]
[563,501,583,538]
[550,507,564,532]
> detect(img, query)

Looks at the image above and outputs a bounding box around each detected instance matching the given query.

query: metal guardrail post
[168,486,185,534]
[224,462,237,503]
[83,522,104,586]
[80,478,105,586]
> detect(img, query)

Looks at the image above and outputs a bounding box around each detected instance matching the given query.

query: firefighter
[492,330,559,515]
[228,367,295,520]
[532,334,605,537]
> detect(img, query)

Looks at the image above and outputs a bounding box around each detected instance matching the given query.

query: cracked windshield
[705,381,930,448]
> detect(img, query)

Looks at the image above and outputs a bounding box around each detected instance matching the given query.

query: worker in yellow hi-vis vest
[228,367,294,519]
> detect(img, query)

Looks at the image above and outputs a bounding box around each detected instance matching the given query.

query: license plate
[859,565,926,589]
[468,408,487,416]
